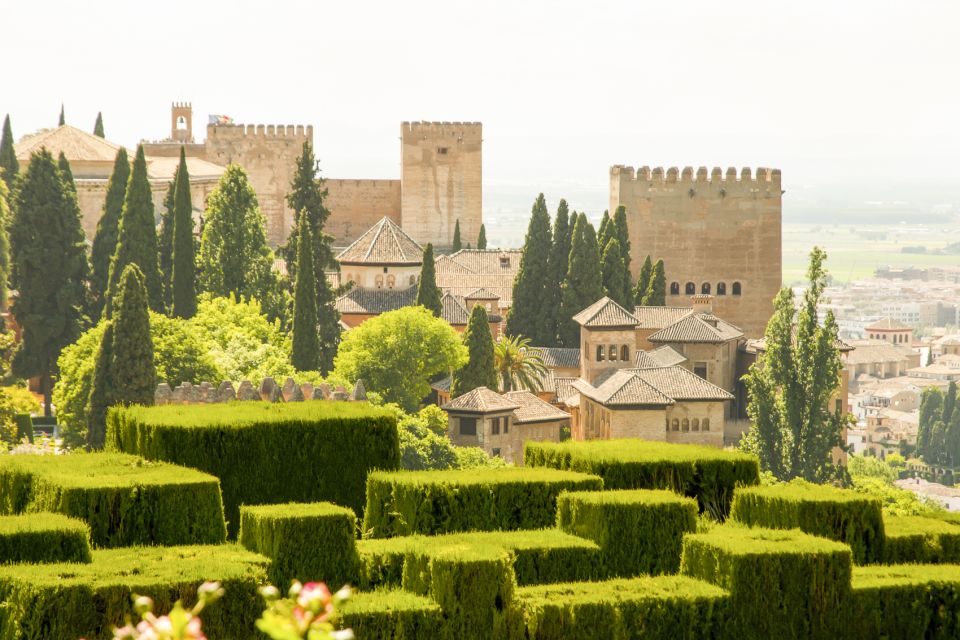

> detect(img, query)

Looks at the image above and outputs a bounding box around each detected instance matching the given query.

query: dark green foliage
[416,243,443,316]
[642,259,666,306]
[58,104,65,126]
[93,112,104,138]
[477,223,487,250]
[0,452,226,547]
[239,501,360,589]
[338,589,445,640]
[451,304,497,397]
[56,151,75,195]
[107,402,400,537]
[0,116,17,192]
[12,415,31,443]
[158,175,176,309]
[291,220,320,370]
[0,544,267,640]
[109,265,156,407]
[558,213,603,346]
[730,481,885,564]
[506,194,554,344]
[0,181,10,308]
[452,219,462,251]
[556,489,697,576]
[612,204,631,301]
[880,515,960,564]
[634,255,653,305]
[600,238,629,307]
[850,564,960,640]
[106,145,163,313]
[544,200,571,346]
[171,147,196,318]
[0,513,91,564]
[525,439,759,519]
[91,148,130,314]
[918,384,960,466]
[85,321,113,449]
[362,467,602,537]
[597,210,612,249]
[681,525,852,639]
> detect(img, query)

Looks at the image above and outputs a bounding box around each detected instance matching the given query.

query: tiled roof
[443,386,520,413]
[335,286,416,315]
[503,391,571,424]
[647,313,743,344]
[530,347,581,369]
[628,366,734,401]
[431,376,452,393]
[634,345,687,369]
[745,332,855,354]
[633,306,693,330]
[435,250,522,307]
[16,125,122,163]
[145,155,226,180]
[572,297,640,328]
[572,371,674,407]
[441,293,470,325]
[466,288,500,300]
[866,317,912,331]
[845,339,915,365]
[554,377,578,404]
[336,217,423,265]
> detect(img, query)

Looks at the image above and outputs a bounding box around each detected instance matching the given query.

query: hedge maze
[6,405,960,638]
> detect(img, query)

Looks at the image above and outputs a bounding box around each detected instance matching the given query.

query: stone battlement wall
[402,121,482,142]
[206,123,314,139]
[611,165,781,191]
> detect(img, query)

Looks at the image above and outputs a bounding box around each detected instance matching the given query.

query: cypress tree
[452,219,462,252]
[171,147,196,319]
[558,213,603,346]
[106,145,162,313]
[86,322,113,450]
[291,220,320,371]
[94,112,105,138]
[544,199,572,347]
[642,259,666,306]
[9,149,89,415]
[451,304,497,398]
[0,181,10,309]
[109,264,156,407]
[944,381,957,425]
[477,224,487,250]
[90,148,130,316]
[158,174,176,309]
[57,152,76,196]
[58,105,65,126]
[601,238,629,307]
[597,210,614,251]
[613,205,632,301]
[505,194,553,343]
[0,115,17,192]
[416,243,443,316]
[634,255,653,305]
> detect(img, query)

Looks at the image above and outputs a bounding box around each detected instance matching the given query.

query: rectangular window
[835,399,843,414]
[503,418,509,434]
[491,417,500,435]
[492,448,501,457]
[437,147,449,155]
[460,418,477,436]
[694,362,708,379]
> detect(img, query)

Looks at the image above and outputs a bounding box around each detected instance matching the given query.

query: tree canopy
[415,243,443,316]
[506,194,553,344]
[600,238,630,307]
[291,220,320,371]
[93,112,105,138]
[452,219,462,252]
[0,115,17,192]
[171,147,196,318]
[477,224,487,250]
[558,213,602,347]
[90,148,129,316]
[451,304,497,398]
[494,334,547,392]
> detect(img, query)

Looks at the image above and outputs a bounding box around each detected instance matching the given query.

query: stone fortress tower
[610,165,782,338]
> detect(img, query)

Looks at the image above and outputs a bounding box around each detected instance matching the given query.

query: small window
[460,418,477,436]
[621,345,629,361]
[503,418,509,434]
[608,345,618,361]
[670,282,680,296]
[375,275,384,289]
[672,419,679,431]
[491,417,500,435]
[702,418,710,431]
[732,282,742,296]
[701,282,711,295]
[382,266,388,273]
[437,146,449,155]
[492,447,501,457]
[597,346,605,362]
[685,282,696,295]
[692,418,700,431]
[176,116,187,130]
[409,275,416,286]
[500,257,510,268]
[682,419,690,432]
[387,275,396,289]
[694,363,707,379]
[717,282,727,295]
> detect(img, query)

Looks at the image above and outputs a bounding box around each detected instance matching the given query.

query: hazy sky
[3,0,959,220]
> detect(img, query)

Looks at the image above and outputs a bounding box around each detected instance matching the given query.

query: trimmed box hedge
[0,513,91,564]
[0,453,226,547]
[337,589,445,640]
[680,525,852,639]
[508,575,728,640]
[880,515,960,564]
[525,439,758,518]
[0,544,268,640]
[730,481,884,564]
[239,501,360,589]
[851,564,960,640]
[107,402,399,536]
[362,467,602,538]
[557,489,697,577]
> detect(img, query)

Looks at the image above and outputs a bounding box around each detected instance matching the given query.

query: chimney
[691,294,713,315]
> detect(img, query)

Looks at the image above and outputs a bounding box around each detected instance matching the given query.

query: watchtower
[171,102,193,144]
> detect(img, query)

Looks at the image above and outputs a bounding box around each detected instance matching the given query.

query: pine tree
[601,238,629,307]
[0,181,10,309]
[0,115,17,192]
[171,148,196,319]
[57,152,76,197]
[451,304,497,398]
[613,205,632,301]
[86,321,113,450]
[94,112,105,138]
[9,149,89,415]
[291,221,320,371]
[642,259,666,306]
[416,243,443,316]
[90,148,130,317]
[158,174,176,309]
[109,265,156,407]
[477,224,487,250]
[634,255,653,305]
[106,145,162,313]
[558,213,603,346]
[452,219,462,252]
[505,194,553,343]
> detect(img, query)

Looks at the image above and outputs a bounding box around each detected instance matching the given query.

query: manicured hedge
[107,402,399,537]
[0,513,91,564]
[0,544,268,640]
[362,468,602,538]
[508,575,728,640]
[239,501,360,590]
[880,515,960,564]
[730,481,884,564]
[680,525,852,639]
[851,564,960,640]
[525,439,758,519]
[0,453,226,547]
[337,589,445,640]
[557,489,697,577]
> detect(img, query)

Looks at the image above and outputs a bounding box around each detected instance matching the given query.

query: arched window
[176,116,187,130]
[682,419,690,432]
[702,418,710,431]
[685,282,695,295]
[670,282,680,296]
[409,275,417,286]
[692,418,700,431]
[621,345,630,361]
[732,282,742,296]
[701,283,711,295]
[375,275,384,289]
[608,345,618,361]
[386,275,396,289]
[717,282,726,295]
[672,419,679,431]
[596,346,605,362]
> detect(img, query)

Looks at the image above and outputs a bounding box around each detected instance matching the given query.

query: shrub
[362,467,602,537]
[525,439,758,518]
[0,452,226,547]
[0,513,90,564]
[680,525,852,639]
[730,480,884,563]
[239,501,360,589]
[337,589,445,640]
[556,489,697,577]
[107,401,399,537]
[881,515,960,564]
[851,564,960,640]
[0,544,267,640]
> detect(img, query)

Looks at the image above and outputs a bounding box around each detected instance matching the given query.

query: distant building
[865,318,915,344]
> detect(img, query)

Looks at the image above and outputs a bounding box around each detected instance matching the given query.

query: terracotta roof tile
[647,313,743,344]
[443,386,520,413]
[441,293,470,325]
[335,287,416,315]
[336,217,423,265]
[503,391,571,423]
[633,306,693,330]
[634,345,687,369]
[530,347,581,369]
[554,377,578,404]
[627,366,734,401]
[573,297,640,328]
[845,339,915,365]
[866,317,912,331]
[435,250,522,307]
[572,371,674,407]
[16,125,122,164]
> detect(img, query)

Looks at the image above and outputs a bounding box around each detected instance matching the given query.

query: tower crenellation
[610,165,781,189]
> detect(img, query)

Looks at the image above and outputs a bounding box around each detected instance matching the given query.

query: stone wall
[665,400,725,447]
[324,179,402,246]
[155,377,366,405]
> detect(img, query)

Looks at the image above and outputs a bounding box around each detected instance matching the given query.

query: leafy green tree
[634,255,653,305]
[741,247,847,482]
[94,112,105,138]
[58,104,65,126]
[0,181,11,309]
[600,238,629,307]
[291,221,320,371]
[494,334,547,392]
[944,381,957,425]
[416,243,443,316]
[106,145,163,313]
[90,148,129,316]
[506,194,553,344]
[110,265,156,406]
[158,175,176,309]
[477,224,487,250]
[57,152,76,196]
[9,150,89,415]
[641,259,666,306]
[0,115,17,192]
[558,213,603,347]
[171,148,196,319]
[86,322,113,450]
[613,204,631,297]
[333,306,467,411]
[452,219,462,252]
[451,304,497,398]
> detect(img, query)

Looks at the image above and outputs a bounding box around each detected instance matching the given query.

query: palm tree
[494,334,548,392]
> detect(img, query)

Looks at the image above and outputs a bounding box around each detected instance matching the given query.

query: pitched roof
[633,306,693,330]
[336,217,423,265]
[572,371,675,407]
[627,366,734,401]
[745,332,855,354]
[16,125,122,163]
[530,347,581,369]
[554,377,578,404]
[442,387,520,413]
[466,288,500,300]
[572,297,640,328]
[434,249,522,307]
[431,376,452,393]
[635,345,687,369]
[441,293,470,325]
[145,155,226,180]
[503,391,571,423]
[647,313,743,344]
[335,286,416,315]
[845,339,915,365]
[866,317,912,331]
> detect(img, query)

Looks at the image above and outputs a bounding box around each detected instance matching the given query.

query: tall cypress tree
[0,181,10,310]
[544,199,572,347]
[451,304,497,398]
[94,112,105,138]
[90,148,130,317]
[452,219,462,252]
[612,205,632,301]
[57,152,76,196]
[477,224,487,250]
[641,259,666,306]
[109,265,156,406]
[597,210,613,250]
[58,104,65,126]
[416,243,443,316]
[9,149,89,415]
[86,322,114,450]
[106,145,162,313]
[171,148,196,319]
[505,194,553,343]
[291,221,320,371]
[158,173,176,309]
[601,238,629,307]
[0,115,17,192]
[558,213,603,346]
[634,255,653,305]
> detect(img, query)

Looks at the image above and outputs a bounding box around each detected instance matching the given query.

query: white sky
[3,0,959,221]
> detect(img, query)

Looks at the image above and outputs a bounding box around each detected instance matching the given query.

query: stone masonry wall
[324,179,402,246]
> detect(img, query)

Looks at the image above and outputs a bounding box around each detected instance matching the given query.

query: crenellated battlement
[611,165,781,188]
[326,178,401,188]
[172,101,191,109]
[401,121,482,142]
[206,123,314,140]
